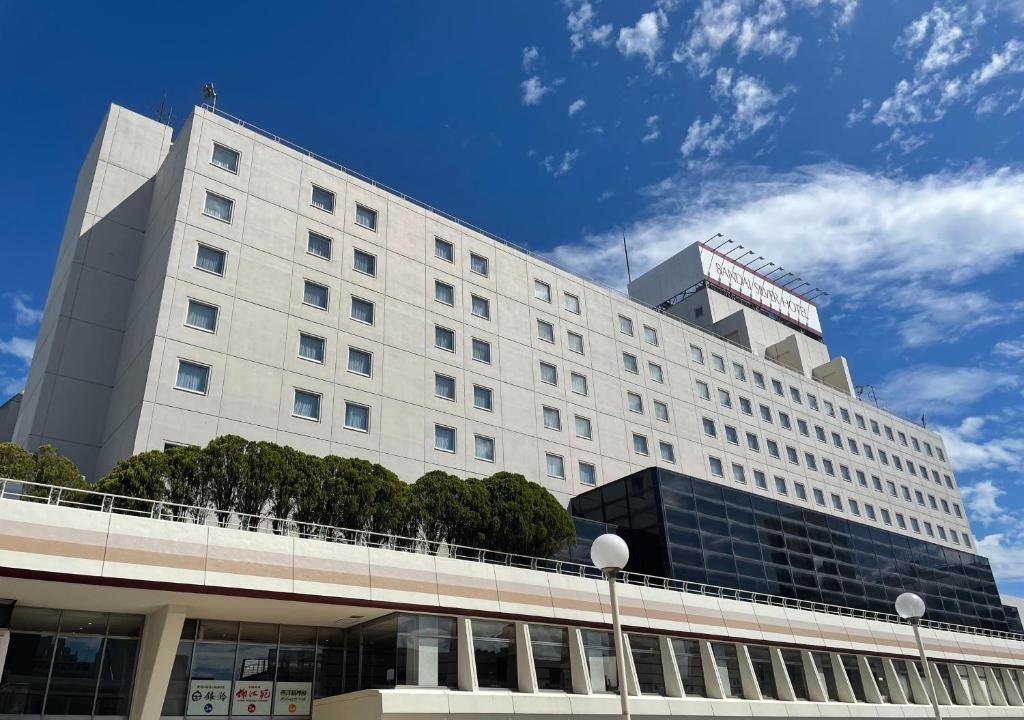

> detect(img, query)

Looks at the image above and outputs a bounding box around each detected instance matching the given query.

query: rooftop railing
[2,476,1018,643]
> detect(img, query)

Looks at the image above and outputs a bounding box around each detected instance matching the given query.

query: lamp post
[591,533,631,720]
[896,592,941,720]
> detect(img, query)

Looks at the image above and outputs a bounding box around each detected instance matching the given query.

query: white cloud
[522,46,540,72]
[896,4,979,75]
[617,10,668,68]
[889,287,1023,347]
[521,76,559,105]
[642,115,661,143]
[875,127,933,155]
[10,294,42,327]
[976,533,1024,584]
[0,337,35,365]
[877,366,1019,417]
[567,1,613,53]
[995,337,1024,359]
[568,98,587,116]
[934,416,1024,473]
[846,98,872,126]
[543,149,582,177]
[960,479,1011,524]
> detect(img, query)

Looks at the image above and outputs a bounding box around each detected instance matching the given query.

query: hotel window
[534,280,552,302]
[849,499,860,515]
[471,295,491,319]
[754,470,768,489]
[771,378,783,395]
[344,402,370,431]
[539,362,558,385]
[855,413,866,429]
[856,470,867,486]
[711,354,725,372]
[633,433,649,455]
[579,462,597,486]
[567,331,584,354]
[648,362,664,383]
[709,456,724,477]
[660,442,676,463]
[884,425,895,440]
[643,325,658,345]
[718,388,732,408]
[537,319,555,343]
[689,344,704,364]
[434,424,456,453]
[870,419,880,434]
[813,488,825,506]
[470,252,489,276]
[311,185,335,213]
[434,373,456,401]
[347,347,372,377]
[732,463,746,484]
[702,418,717,437]
[184,299,218,333]
[724,425,739,445]
[473,385,493,411]
[350,296,375,324]
[831,431,842,448]
[840,407,851,423]
[564,292,581,314]
[778,412,791,430]
[923,522,934,537]
[739,397,752,415]
[210,143,240,172]
[471,338,491,363]
[881,508,893,525]
[807,394,819,410]
[953,502,962,518]
[434,325,456,352]
[794,482,807,500]
[570,371,588,395]
[824,400,835,417]
[887,480,898,496]
[297,332,325,363]
[752,370,766,388]
[786,446,799,464]
[831,493,843,511]
[871,476,882,492]
[766,439,779,458]
[292,389,321,421]
[822,458,834,475]
[797,419,809,436]
[759,404,772,422]
[901,485,911,501]
[622,352,639,374]
[790,386,802,403]
[434,280,455,306]
[775,476,788,495]
[618,315,634,336]
[542,406,561,431]
[915,490,924,505]
[814,425,826,442]
[896,513,907,529]
[746,432,760,452]
[696,380,710,400]
[353,248,376,276]
[175,360,210,394]
[840,465,851,481]
[865,504,877,521]
[474,435,495,462]
[202,191,233,222]
[355,204,377,230]
[653,400,669,422]
[302,280,329,310]
[575,415,593,439]
[910,517,921,533]
[307,231,333,260]
[546,453,565,479]
[434,237,454,262]
[627,392,644,414]
[195,243,227,275]
[732,362,746,381]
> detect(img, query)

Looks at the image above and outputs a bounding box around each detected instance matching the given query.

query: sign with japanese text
[231,681,273,716]
[273,682,312,715]
[187,680,231,716]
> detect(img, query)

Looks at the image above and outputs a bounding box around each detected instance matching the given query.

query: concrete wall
[0,393,21,441]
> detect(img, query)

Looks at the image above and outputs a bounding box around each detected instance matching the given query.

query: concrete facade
[0,393,21,442]
[14,104,971,551]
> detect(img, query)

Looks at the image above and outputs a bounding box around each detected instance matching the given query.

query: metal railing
[2,476,1019,643]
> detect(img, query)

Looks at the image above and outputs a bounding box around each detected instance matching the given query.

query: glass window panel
[175,360,209,394]
[472,620,516,689]
[571,372,587,395]
[186,300,218,332]
[840,654,868,701]
[434,280,455,305]
[672,639,706,697]
[812,652,840,701]
[44,635,104,715]
[781,649,808,700]
[195,244,226,275]
[434,325,455,351]
[298,333,325,363]
[307,231,332,259]
[474,435,495,462]
[303,281,328,310]
[355,204,377,230]
[94,637,139,715]
[470,253,489,276]
[161,639,193,716]
[311,186,335,212]
[534,280,551,302]
[473,385,492,411]
[712,643,743,698]
[203,192,233,222]
[546,454,564,479]
[353,249,376,275]
[866,657,891,702]
[344,402,370,432]
[347,347,372,376]
[582,630,618,694]
[564,293,580,314]
[747,645,777,699]
[471,295,490,319]
[292,390,321,420]
[0,632,55,714]
[472,338,491,363]
[434,374,456,400]
[530,625,571,692]
[211,144,239,172]
[434,425,456,452]
[628,635,665,695]
[579,462,596,486]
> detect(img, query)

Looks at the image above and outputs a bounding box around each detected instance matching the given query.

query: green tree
[268,446,304,533]
[481,472,575,557]
[165,445,210,521]
[0,442,35,481]
[239,441,285,531]
[33,444,85,488]
[411,471,490,549]
[96,451,169,513]
[293,453,330,537]
[202,435,249,526]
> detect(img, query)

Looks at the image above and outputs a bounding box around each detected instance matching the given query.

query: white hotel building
[1,103,1020,720]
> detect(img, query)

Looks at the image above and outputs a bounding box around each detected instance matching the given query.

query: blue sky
[1,1,1023,591]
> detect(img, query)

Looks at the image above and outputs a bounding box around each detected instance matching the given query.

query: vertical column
[457,618,477,692]
[829,652,856,703]
[405,615,441,687]
[658,636,683,698]
[768,647,795,701]
[568,628,592,695]
[801,651,827,702]
[880,658,908,704]
[129,605,187,720]
[735,644,762,701]
[698,641,724,699]
[515,623,537,693]
[856,655,883,703]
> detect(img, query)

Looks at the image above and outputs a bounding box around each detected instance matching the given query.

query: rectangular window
[643,325,658,345]
[690,345,704,364]
[896,513,907,529]
[797,419,809,436]
[579,462,596,486]
[713,644,744,699]
[311,185,335,213]
[539,362,558,385]
[471,295,491,319]
[347,347,372,377]
[739,397,752,415]
[849,499,860,515]
[434,236,454,262]
[434,325,455,352]
[211,143,240,173]
[865,504,877,521]
[175,360,209,394]
[718,388,732,408]
[732,463,746,484]
[709,456,724,477]
[786,446,799,464]
[831,493,843,511]
[804,453,817,471]
[567,331,584,353]
[474,435,495,462]
[794,482,807,500]
[881,508,893,525]
[185,299,218,332]
[292,389,321,421]
[746,432,760,452]
[752,370,765,388]
[355,204,377,230]
[766,439,779,457]
[434,373,456,401]
[202,191,233,222]
[840,407,851,423]
[622,353,639,373]
[471,338,491,363]
[575,415,592,439]
[306,231,332,260]
[564,292,581,314]
[632,433,649,456]
[297,332,325,363]
[711,354,726,372]
[822,459,834,475]
[654,400,669,422]
[790,386,802,404]
[725,425,739,444]
[659,442,675,463]
[570,372,588,395]
[813,488,825,506]
[298,280,328,310]
[470,252,489,276]
[473,385,493,411]
[648,362,664,383]
[702,417,717,437]
[747,646,778,699]
[618,315,634,336]
[546,453,565,479]
[350,296,375,324]
[435,280,455,306]
[910,517,920,532]
[542,406,561,431]
[760,404,772,422]
[537,319,555,342]
[434,424,456,453]
[696,380,710,400]
[344,402,370,431]
[672,640,707,697]
[807,394,819,411]
[534,280,552,302]
[353,248,377,276]
[771,378,783,395]
[627,392,644,414]
[195,243,226,275]
[779,412,791,430]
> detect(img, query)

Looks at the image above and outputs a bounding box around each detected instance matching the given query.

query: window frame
[346,347,373,378]
[194,243,227,277]
[184,298,219,334]
[434,424,457,453]
[210,142,241,174]
[174,358,211,395]
[296,331,327,365]
[310,185,336,214]
[355,203,378,231]
[202,190,234,223]
[291,388,323,422]
[349,295,375,325]
[343,401,371,432]
[352,247,377,277]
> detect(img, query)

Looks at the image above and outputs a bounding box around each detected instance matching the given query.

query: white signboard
[231,681,274,716]
[273,682,313,716]
[187,680,231,716]
[698,244,822,337]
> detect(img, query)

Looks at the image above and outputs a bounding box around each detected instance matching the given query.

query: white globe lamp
[590,533,631,720]
[895,592,927,621]
[591,533,630,573]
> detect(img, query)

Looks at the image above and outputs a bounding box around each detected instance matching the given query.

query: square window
[648,362,664,383]
[292,389,321,420]
[579,462,597,486]
[175,360,210,394]
[622,353,639,373]
[344,402,370,432]
[643,325,658,345]
[434,424,457,453]
[732,463,746,484]
[702,418,717,437]
[185,299,218,333]
[471,295,490,319]
[195,243,226,275]
[301,280,329,310]
[353,248,376,276]
[567,331,584,353]
[203,191,234,222]
[435,280,455,306]
[696,380,710,400]
[537,319,555,342]
[660,441,675,463]
[434,325,456,352]
[546,453,565,479]
[571,372,588,395]
[654,400,669,422]
[347,347,372,377]
[540,362,558,385]
[632,433,649,456]
[618,315,634,336]
[311,185,335,213]
[355,204,377,230]
[711,354,725,372]
[470,252,489,276]
[534,280,552,302]
[472,338,491,363]
[297,332,325,363]
[307,231,333,260]
[627,392,644,414]
[543,406,561,431]
[211,143,240,173]
[473,385,493,411]
[575,415,592,439]
[474,435,495,462]
[690,345,704,364]
[350,296,375,324]
[434,373,456,401]
[709,456,724,476]
[564,292,581,314]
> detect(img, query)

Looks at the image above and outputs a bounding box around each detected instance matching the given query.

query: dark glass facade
[568,467,1009,632]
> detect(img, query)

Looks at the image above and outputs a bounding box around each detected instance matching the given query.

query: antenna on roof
[155,94,173,125]
[203,83,218,112]
[622,233,633,285]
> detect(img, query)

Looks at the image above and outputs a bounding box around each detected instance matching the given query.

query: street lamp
[591,534,631,720]
[896,592,941,719]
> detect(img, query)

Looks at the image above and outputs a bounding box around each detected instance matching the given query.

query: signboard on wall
[187,680,231,716]
[231,681,274,716]
[273,682,313,716]
[698,244,823,338]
